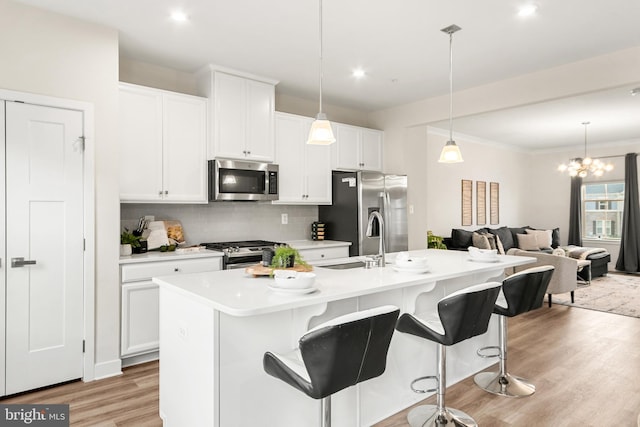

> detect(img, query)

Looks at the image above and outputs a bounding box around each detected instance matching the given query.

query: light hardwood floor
[2,305,639,426]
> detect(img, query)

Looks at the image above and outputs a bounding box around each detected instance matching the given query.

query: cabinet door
[245,79,275,162]
[162,93,208,203]
[305,141,332,204]
[274,113,307,203]
[119,85,163,201]
[214,72,247,159]
[360,129,383,172]
[334,124,361,170]
[121,281,159,357]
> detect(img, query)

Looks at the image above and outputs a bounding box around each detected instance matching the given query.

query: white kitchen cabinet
[197,67,278,162]
[296,246,349,261]
[120,255,222,365]
[333,123,383,172]
[273,112,332,205]
[119,83,208,203]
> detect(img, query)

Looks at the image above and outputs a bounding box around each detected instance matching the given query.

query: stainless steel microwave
[209,159,279,201]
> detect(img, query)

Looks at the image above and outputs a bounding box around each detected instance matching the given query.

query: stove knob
[233,246,240,252]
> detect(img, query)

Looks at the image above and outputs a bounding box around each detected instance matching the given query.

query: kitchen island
[154,249,534,427]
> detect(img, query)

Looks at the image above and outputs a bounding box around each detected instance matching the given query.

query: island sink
[320,261,366,270]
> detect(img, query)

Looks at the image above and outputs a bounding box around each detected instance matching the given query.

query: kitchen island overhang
[154,249,535,427]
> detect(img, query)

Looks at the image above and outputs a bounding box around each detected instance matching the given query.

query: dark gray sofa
[443,226,610,279]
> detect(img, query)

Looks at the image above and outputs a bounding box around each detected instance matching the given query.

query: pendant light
[307,0,336,145]
[438,24,464,163]
[558,122,613,177]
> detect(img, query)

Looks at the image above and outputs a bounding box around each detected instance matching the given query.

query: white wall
[0,0,121,377]
[370,46,640,262]
[402,126,527,250]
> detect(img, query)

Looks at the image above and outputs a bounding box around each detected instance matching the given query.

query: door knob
[11,257,37,268]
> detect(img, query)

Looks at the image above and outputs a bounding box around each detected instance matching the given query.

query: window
[582,182,624,239]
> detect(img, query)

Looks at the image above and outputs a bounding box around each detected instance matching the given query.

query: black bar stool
[263,305,400,427]
[395,282,502,427]
[474,265,554,397]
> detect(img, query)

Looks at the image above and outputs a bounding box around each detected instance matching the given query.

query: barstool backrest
[499,265,554,316]
[437,282,502,346]
[299,305,399,398]
[264,305,400,400]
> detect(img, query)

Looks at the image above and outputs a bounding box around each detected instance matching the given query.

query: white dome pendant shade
[438,24,463,163]
[307,0,336,145]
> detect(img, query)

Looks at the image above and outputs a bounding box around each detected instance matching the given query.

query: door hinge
[74,136,85,152]
[82,340,85,353]
[83,238,86,251]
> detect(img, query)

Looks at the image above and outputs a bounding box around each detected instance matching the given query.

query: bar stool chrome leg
[473,315,535,397]
[407,344,477,427]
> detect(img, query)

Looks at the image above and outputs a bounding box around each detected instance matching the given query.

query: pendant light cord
[318,0,324,115]
[583,121,589,158]
[448,31,454,142]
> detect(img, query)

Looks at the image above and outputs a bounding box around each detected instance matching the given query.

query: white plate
[468,257,500,263]
[392,265,431,274]
[267,285,318,295]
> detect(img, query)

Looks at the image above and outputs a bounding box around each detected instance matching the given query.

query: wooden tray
[244,264,313,277]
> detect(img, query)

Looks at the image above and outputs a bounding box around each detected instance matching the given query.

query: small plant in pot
[120,228,141,256]
[427,230,447,250]
[270,246,308,269]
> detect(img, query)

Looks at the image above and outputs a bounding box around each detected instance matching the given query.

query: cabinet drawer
[299,246,349,261]
[121,257,222,283]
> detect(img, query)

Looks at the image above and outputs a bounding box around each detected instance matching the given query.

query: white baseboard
[121,351,159,368]
[92,359,123,380]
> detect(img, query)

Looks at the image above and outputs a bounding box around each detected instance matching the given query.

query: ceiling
[13,0,640,149]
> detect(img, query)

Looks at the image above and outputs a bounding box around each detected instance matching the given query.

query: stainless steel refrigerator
[319,171,408,257]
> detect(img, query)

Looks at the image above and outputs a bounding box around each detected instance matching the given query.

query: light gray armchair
[507,249,579,307]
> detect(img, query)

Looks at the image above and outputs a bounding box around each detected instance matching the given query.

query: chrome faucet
[366,211,385,267]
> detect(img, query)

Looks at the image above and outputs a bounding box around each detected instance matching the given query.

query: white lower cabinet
[120,256,222,365]
[295,245,349,261]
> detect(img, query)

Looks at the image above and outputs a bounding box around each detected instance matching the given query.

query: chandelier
[558,122,613,177]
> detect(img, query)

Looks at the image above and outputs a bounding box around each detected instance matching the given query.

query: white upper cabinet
[333,123,383,172]
[119,83,208,203]
[274,112,332,205]
[197,67,278,162]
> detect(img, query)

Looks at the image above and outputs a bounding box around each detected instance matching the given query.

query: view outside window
[582,182,624,239]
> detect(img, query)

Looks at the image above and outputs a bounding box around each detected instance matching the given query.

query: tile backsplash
[121,202,319,244]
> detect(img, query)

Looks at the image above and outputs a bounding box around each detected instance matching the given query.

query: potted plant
[270,246,308,269]
[120,228,141,256]
[427,231,447,250]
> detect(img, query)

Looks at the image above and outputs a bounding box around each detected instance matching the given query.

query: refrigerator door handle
[382,191,391,251]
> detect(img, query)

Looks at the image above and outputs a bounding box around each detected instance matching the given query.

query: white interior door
[5,101,84,395]
[0,102,6,396]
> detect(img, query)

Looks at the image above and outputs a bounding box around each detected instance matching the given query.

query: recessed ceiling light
[170,10,189,22]
[352,69,366,78]
[518,4,538,17]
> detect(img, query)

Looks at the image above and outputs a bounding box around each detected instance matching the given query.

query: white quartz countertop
[119,249,223,264]
[154,249,534,316]
[286,240,352,250]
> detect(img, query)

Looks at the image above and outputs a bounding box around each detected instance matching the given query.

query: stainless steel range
[201,240,287,270]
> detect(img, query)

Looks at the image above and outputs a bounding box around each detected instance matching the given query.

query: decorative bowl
[273,271,316,289]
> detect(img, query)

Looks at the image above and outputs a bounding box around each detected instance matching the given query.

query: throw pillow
[472,232,491,250]
[551,228,560,248]
[488,227,514,252]
[525,229,553,249]
[451,228,473,248]
[517,233,540,251]
[494,234,505,255]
